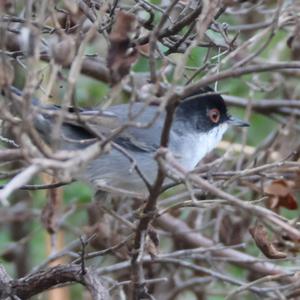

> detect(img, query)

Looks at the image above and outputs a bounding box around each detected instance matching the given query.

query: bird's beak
[227,116,250,127]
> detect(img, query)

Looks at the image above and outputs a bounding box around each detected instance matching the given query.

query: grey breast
[67,103,165,192]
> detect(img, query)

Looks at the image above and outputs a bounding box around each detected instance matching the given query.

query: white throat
[177,123,228,170]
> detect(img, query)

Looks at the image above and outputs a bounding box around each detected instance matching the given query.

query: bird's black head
[176,88,249,133]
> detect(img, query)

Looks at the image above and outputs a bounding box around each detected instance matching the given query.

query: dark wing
[9,86,164,152]
[105,103,163,152]
[35,102,164,152]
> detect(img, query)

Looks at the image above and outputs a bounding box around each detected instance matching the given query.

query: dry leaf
[107,10,138,85]
[0,0,13,12]
[51,33,76,67]
[137,43,150,56]
[249,224,287,259]
[264,179,298,211]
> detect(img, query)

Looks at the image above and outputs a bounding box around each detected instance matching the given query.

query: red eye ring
[208,108,220,123]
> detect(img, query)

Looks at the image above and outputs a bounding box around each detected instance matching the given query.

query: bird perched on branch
[7,87,249,196]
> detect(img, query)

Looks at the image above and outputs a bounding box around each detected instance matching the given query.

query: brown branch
[5,32,110,83]
[0,181,73,190]
[136,4,203,45]
[183,61,300,98]
[223,95,300,116]
[0,149,23,161]
[136,5,226,45]
[162,153,300,241]
[148,0,180,83]
[155,214,287,277]
[130,92,181,299]
[0,264,109,300]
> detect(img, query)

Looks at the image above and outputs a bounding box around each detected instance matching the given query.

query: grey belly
[76,149,158,193]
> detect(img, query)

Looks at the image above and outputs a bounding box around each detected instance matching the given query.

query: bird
[9,87,249,196]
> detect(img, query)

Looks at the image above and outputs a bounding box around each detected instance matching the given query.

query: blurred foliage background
[1,0,300,299]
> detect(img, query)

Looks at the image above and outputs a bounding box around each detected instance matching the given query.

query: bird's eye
[208,109,220,123]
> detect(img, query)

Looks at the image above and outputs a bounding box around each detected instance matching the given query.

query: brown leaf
[137,43,150,56]
[51,34,76,67]
[107,10,138,85]
[264,179,290,197]
[264,179,298,211]
[0,0,13,12]
[249,224,287,259]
